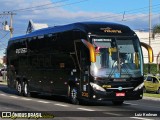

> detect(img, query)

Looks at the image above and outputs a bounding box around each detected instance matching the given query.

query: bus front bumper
[90,89,143,101]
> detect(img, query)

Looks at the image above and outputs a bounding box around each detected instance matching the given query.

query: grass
[143,93,160,98]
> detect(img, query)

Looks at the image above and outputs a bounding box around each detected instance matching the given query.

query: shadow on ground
[0,84,132,107]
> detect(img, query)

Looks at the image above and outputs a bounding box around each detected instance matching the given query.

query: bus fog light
[93,95,96,98]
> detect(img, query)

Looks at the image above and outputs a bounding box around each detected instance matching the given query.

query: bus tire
[17,82,23,96]
[23,82,30,97]
[70,87,79,105]
[112,100,124,105]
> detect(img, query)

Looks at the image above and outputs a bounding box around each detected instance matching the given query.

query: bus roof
[10,22,135,41]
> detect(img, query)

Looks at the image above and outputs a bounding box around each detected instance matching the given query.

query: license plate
[116,92,125,97]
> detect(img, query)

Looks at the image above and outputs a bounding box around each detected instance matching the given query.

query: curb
[143,96,160,101]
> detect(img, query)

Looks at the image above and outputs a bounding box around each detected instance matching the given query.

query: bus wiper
[108,61,133,79]
[121,63,133,78]
[107,61,117,79]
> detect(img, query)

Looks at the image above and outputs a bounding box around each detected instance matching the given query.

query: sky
[0,0,160,56]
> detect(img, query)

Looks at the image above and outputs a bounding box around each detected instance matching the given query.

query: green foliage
[144,63,158,75]
[152,24,160,38]
[0,63,4,68]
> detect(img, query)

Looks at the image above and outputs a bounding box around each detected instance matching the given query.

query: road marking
[77,108,95,111]
[0,94,7,96]
[1,107,11,110]
[54,104,69,107]
[130,117,154,120]
[103,112,122,116]
[10,96,18,99]
[21,98,32,101]
[121,100,160,110]
[124,102,138,106]
[37,100,50,104]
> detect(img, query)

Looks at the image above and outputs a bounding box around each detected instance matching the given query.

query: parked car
[0,68,7,76]
[144,75,160,94]
[0,68,4,76]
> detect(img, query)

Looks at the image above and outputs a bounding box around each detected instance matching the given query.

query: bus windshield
[90,37,143,78]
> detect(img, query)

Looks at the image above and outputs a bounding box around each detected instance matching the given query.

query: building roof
[26,20,48,34]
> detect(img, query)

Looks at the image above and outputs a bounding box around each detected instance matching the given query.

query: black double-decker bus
[7,22,153,105]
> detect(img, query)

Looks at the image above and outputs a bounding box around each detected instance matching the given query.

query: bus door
[74,40,91,98]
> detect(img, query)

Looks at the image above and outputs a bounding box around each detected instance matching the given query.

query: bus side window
[80,45,90,66]
[28,37,38,52]
[74,41,90,71]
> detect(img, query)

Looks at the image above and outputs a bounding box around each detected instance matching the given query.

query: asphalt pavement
[0,84,160,120]
[0,80,160,120]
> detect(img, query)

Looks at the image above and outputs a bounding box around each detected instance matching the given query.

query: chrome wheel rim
[71,88,77,100]
[24,83,28,95]
[17,83,22,93]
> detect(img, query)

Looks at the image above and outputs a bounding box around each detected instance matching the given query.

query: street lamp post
[148,0,152,74]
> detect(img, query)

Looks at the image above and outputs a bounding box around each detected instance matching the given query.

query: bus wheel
[70,87,79,104]
[112,100,124,105]
[17,82,23,96]
[24,82,30,97]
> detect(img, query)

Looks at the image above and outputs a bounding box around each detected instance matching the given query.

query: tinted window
[146,76,152,81]
[152,77,158,83]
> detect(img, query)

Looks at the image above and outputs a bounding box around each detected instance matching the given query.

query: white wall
[0,58,3,65]
[135,31,160,64]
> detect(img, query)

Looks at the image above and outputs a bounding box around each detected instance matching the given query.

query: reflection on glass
[90,37,143,78]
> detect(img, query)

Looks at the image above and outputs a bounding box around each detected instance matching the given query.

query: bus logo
[16,48,27,54]
[118,86,123,91]
[100,27,122,33]
[2,112,11,118]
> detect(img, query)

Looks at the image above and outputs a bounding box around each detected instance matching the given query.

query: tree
[152,24,160,74]
[152,24,160,39]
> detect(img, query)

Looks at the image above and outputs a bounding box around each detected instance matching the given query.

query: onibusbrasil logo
[1,112,54,120]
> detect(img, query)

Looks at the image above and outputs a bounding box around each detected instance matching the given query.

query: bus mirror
[81,39,96,63]
[140,42,154,63]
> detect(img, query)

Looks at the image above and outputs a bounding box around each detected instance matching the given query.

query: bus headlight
[90,82,106,92]
[133,82,144,91]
